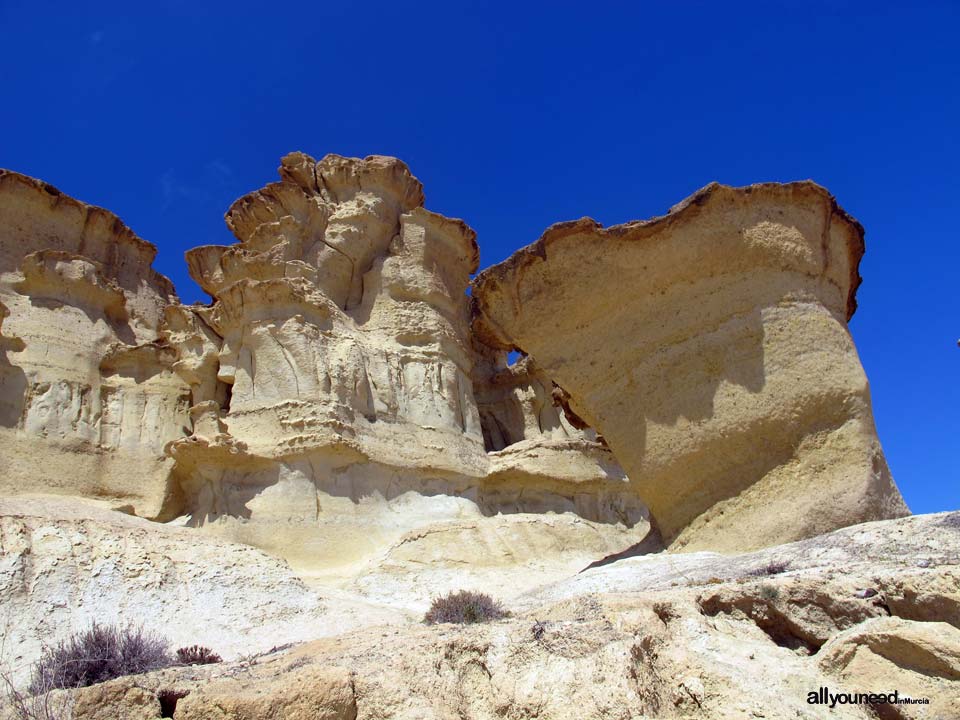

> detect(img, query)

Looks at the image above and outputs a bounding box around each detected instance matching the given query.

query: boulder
[818,617,960,719]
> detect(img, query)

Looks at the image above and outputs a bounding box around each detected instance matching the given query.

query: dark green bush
[424,590,508,625]
[30,623,171,692]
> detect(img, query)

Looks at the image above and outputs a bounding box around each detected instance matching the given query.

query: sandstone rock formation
[3,156,949,720]
[1,157,908,565]
[0,157,641,582]
[818,617,960,720]
[160,152,640,577]
[473,181,908,552]
[0,171,189,519]
[0,495,377,689]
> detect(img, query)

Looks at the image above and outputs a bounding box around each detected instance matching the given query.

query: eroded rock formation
[473,181,908,552]
[0,157,955,720]
[0,171,189,518]
[4,510,956,720]
[0,153,634,576]
[0,158,908,569]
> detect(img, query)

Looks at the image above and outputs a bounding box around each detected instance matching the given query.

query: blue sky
[1,1,957,513]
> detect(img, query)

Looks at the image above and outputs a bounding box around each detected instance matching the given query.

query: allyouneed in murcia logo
[807,687,930,709]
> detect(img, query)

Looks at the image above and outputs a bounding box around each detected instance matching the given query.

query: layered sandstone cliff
[0,157,637,581]
[0,171,189,519]
[0,158,907,569]
[472,181,908,552]
[1,156,953,720]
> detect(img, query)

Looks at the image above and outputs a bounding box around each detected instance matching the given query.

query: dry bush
[1,669,74,720]
[175,645,222,665]
[759,584,780,602]
[29,624,171,693]
[424,590,508,625]
[748,560,791,577]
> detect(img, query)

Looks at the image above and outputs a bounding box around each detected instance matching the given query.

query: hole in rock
[158,688,189,718]
[219,381,233,414]
[698,594,823,655]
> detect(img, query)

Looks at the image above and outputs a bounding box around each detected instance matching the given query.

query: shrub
[652,602,678,623]
[759,584,780,602]
[748,560,790,577]
[423,590,508,625]
[175,645,222,665]
[29,623,171,692]
[2,670,74,720]
[941,513,960,529]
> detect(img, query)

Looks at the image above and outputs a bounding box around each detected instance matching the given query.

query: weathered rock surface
[818,617,960,719]
[0,171,189,518]
[0,495,398,688]
[161,153,638,577]
[473,181,908,552]
[6,512,955,720]
[175,666,357,720]
[0,157,639,580]
[0,495,654,697]
[2,156,951,720]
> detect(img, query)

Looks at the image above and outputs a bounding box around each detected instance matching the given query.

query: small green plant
[424,590,508,625]
[759,584,780,602]
[29,623,171,692]
[175,645,222,665]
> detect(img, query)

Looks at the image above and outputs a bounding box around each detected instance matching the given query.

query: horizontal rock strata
[0,171,188,518]
[472,181,908,552]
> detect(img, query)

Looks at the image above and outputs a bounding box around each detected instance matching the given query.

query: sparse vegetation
[759,584,780,602]
[748,560,790,577]
[940,513,960,529]
[2,671,74,720]
[531,620,547,640]
[423,590,509,625]
[652,602,678,624]
[175,645,222,665]
[29,623,171,693]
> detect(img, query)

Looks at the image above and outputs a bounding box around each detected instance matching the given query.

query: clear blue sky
[1,2,956,513]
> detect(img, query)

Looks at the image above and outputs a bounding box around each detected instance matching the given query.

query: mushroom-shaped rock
[472,181,908,552]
